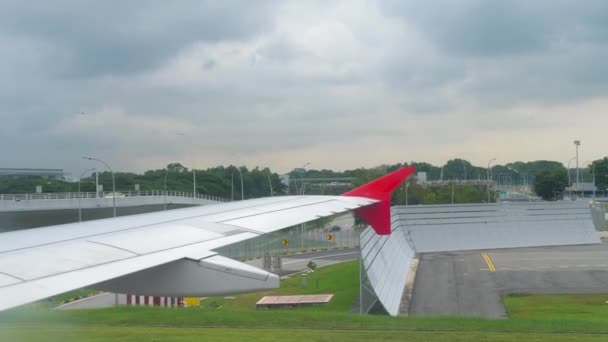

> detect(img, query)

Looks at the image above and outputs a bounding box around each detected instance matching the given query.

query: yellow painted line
[481,252,496,272]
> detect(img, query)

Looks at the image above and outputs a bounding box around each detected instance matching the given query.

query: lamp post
[163,168,169,210]
[567,156,576,199]
[298,162,310,251]
[574,140,581,195]
[82,156,116,217]
[300,162,310,195]
[487,158,496,203]
[231,167,244,200]
[78,167,96,222]
[266,169,273,197]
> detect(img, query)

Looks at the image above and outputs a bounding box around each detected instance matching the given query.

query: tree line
[1,157,606,202]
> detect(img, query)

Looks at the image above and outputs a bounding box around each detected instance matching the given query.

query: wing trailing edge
[342,166,416,235]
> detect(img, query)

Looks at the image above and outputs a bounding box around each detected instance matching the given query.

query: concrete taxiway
[409,243,608,318]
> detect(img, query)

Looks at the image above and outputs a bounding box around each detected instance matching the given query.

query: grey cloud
[0,1,276,78]
[2,1,608,175]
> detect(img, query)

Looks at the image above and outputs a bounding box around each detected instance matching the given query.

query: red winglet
[342,166,416,235]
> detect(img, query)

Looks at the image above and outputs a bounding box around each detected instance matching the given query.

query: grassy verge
[504,293,608,322]
[206,259,359,311]
[1,325,607,342]
[3,264,608,340]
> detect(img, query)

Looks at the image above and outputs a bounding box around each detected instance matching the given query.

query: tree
[590,158,608,192]
[533,168,568,200]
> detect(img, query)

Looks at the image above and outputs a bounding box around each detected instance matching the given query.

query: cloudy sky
[1,0,607,175]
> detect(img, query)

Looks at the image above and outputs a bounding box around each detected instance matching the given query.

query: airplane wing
[0,167,415,311]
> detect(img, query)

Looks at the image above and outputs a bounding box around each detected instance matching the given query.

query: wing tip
[342,166,416,235]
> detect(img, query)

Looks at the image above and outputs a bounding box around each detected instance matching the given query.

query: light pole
[78,167,96,222]
[163,168,169,210]
[192,168,196,203]
[487,158,496,203]
[266,169,273,197]
[574,140,581,195]
[299,162,310,251]
[82,156,116,217]
[567,156,576,199]
[586,160,596,199]
[300,162,310,195]
[231,167,244,200]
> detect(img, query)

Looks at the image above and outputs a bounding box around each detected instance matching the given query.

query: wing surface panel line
[0,233,256,287]
[86,240,140,256]
[0,196,332,254]
[216,199,347,223]
[0,272,23,281]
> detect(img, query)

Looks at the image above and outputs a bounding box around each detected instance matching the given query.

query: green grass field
[3,261,608,341]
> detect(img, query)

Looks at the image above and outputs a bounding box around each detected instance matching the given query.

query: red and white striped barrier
[125,294,184,307]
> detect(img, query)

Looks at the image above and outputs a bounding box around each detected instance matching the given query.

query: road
[409,243,608,318]
[56,248,360,310]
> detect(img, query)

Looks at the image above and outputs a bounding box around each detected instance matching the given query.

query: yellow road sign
[282,239,289,246]
[327,234,334,241]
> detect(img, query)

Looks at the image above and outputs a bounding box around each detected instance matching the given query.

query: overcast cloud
[1,0,607,176]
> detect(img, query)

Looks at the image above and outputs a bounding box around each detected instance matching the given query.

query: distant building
[0,168,65,180]
[416,172,427,184]
[564,182,598,198]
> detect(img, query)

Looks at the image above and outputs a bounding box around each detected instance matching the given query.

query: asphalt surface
[409,243,608,318]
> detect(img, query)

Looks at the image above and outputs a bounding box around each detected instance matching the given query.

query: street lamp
[164,168,170,210]
[299,162,310,195]
[231,167,244,200]
[487,158,496,203]
[82,156,116,217]
[266,169,273,197]
[567,156,576,199]
[78,167,96,222]
[574,140,581,194]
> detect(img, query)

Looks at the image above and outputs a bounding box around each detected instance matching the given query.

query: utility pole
[574,140,581,197]
[193,168,196,203]
[451,179,455,205]
[78,167,96,222]
[82,156,116,217]
[487,158,496,203]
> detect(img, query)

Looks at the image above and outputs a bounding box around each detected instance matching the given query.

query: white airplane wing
[0,167,415,311]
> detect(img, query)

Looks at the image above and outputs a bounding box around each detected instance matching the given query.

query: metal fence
[0,191,227,203]
[359,201,600,316]
[216,225,361,260]
[591,200,607,230]
[391,201,598,253]
[359,219,416,316]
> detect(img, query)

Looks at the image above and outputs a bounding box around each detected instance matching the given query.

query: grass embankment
[3,262,608,340]
[2,325,606,342]
[504,293,608,322]
[204,259,359,312]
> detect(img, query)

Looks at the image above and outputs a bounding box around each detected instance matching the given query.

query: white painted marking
[559,265,569,268]
[576,265,589,268]
[53,292,108,310]
[282,251,359,265]
[499,267,512,270]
